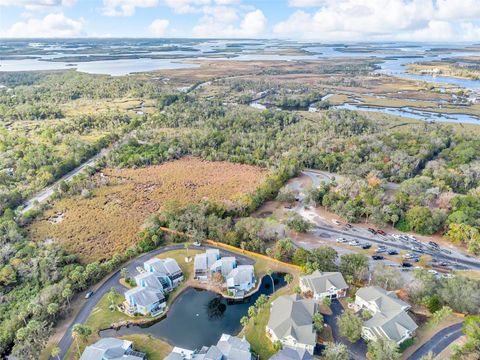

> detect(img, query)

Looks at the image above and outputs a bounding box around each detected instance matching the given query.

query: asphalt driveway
[323,299,368,360]
[407,323,464,360]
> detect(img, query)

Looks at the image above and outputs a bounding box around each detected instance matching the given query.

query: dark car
[429,241,439,248]
[362,243,372,249]
[376,229,386,235]
[368,228,377,234]
[345,223,353,229]
[411,257,420,262]
[387,249,398,255]
[402,262,413,267]
[372,255,384,260]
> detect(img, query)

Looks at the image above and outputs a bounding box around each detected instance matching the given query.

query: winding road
[51,244,254,360]
[407,323,464,360]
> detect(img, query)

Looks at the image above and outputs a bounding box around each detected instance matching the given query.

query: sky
[0,0,480,41]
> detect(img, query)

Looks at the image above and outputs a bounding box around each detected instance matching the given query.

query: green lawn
[120,334,172,360]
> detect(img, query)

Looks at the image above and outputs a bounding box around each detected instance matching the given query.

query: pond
[100,273,286,350]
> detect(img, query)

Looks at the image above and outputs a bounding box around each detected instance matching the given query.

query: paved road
[323,299,368,360]
[51,244,254,360]
[407,323,464,360]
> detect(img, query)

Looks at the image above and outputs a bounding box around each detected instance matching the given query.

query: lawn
[240,273,299,360]
[120,334,172,360]
[28,157,267,262]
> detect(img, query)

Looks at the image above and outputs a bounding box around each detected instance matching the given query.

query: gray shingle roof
[226,265,254,287]
[269,347,314,360]
[79,338,144,360]
[125,286,164,307]
[267,295,317,346]
[134,272,163,290]
[216,334,252,360]
[300,271,348,294]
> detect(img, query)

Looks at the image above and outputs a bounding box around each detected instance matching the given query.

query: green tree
[368,337,400,360]
[273,340,283,351]
[120,267,129,279]
[284,273,293,285]
[72,324,92,357]
[337,311,362,343]
[313,312,324,332]
[339,253,369,283]
[322,342,349,360]
[240,316,249,328]
[51,346,61,360]
[47,303,60,317]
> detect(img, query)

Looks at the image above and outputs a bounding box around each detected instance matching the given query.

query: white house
[144,257,184,288]
[194,249,221,281]
[266,294,318,355]
[226,265,256,294]
[300,271,348,300]
[80,338,146,360]
[355,286,418,344]
[124,286,166,316]
[211,256,237,276]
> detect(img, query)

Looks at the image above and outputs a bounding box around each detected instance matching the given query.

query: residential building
[269,347,314,360]
[124,286,166,316]
[211,256,237,276]
[134,272,169,291]
[144,258,184,287]
[165,333,253,360]
[266,294,318,354]
[80,337,146,360]
[226,265,256,295]
[355,286,418,344]
[299,271,348,300]
[194,249,220,280]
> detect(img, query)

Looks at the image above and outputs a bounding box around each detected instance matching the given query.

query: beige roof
[300,271,348,294]
[267,295,317,346]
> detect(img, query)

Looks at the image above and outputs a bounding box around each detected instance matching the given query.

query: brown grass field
[28,157,266,262]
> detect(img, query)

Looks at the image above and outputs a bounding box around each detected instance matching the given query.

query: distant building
[80,337,146,360]
[266,294,318,354]
[355,286,418,344]
[300,271,348,300]
[165,333,253,360]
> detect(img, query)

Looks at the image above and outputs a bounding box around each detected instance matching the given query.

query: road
[51,244,254,360]
[407,323,464,360]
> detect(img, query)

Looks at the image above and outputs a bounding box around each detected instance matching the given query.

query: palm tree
[72,324,92,356]
[51,346,61,360]
[285,273,293,285]
[267,269,275,294]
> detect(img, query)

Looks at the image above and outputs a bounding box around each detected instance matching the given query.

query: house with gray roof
[144,257,183,288]
[134,272,169,291]
[300,271,348,300]
[355,286,418,344]
[194,249,220,281]
[226,265,256,295]
[165,333,253,360]
[80,337,146,360]
[124,286,165,316]
[266,294,318,354]
[211,256,237,276]
[269,347,314,360]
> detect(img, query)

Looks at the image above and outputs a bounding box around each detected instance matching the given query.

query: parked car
[442,249,452,254]
[411,257,420,262]
[349,240,360,246]
[411,246,424,253]
[372,255,384,260]
[135,266,145,274]
[376,229,386,235]
[428,269,438,275]
[403,253,415,259]
[336,237,347,243]
[367,228,377,234]
[402,262,413,268]
[332,219,341,225]
[362,243,372,249]
[375,246,387,253]
[429,241,439,248]
[387,249,398,255]
[345,223,353,229]
[85,291,94,299]
[193,241,202,247]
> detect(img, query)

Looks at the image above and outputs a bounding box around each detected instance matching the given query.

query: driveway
[323,299,368,360]
[407,323,464,360]
[51,244,254,360]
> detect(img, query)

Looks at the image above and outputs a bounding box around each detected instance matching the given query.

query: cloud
[148,18,170,36]
[0,13,84,37]
[102,0,159,16]
[192,8,266,37]
[0,0,75,10]
[274,0,480,41]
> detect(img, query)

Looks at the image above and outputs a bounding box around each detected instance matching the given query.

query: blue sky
[1,0,480,41]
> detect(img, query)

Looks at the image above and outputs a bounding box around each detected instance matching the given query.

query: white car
[348,240,360,246]
[428,269,438,275]
[135,266,145,274]
[336,237,347,243]
[192,241,202,247]
[332,219,341,225]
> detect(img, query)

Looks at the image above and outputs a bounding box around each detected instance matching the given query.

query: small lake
[100,273,286,350]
